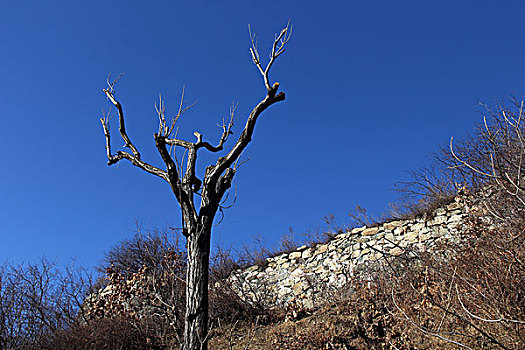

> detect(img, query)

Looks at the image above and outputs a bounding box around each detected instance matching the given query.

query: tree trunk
[183,223,211,350]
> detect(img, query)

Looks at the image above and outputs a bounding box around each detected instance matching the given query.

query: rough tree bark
[100,24,291,350]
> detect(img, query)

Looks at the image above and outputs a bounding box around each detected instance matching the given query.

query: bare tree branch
[101,77,169,182]
[100,118,168,180]
[450,136,496,178]
[103,86,141,158]
[391,288,475,350]
[456,285,525,324]
[208,91,285,184]
[249,22,292,93]
[194,102,237,153]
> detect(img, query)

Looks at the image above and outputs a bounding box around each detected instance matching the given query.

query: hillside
[2,98,525,349]
[76,194,522,349]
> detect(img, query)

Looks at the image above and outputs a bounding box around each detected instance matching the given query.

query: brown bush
[378,213,525,349]
[98,224,185,279]
[381,97,525,349]
[41,317,165,350]
[81,227,276,348]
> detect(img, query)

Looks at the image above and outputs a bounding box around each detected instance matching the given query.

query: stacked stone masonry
[228,201,467,309]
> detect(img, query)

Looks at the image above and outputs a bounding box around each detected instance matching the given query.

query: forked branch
[100,76,168,182]
[157,87,197,139]
[103,81,141,159]
[205,24,290,184]
[249,22,292,94]
[194,103,237,152]
[450,137,496,178]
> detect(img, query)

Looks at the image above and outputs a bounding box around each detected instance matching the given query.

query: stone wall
[228,200,467,309]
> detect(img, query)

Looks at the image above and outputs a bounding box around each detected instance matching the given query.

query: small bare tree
[100,24,291,350]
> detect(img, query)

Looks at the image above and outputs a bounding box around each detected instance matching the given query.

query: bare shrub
[0,228,246,349]
[83,226,274,348]
[99,223,185,278]
[42,316,162,350]
[236,234,276,268]
[86,253,187,346]
[392,155,466,219]
[382,97,525,349]
[208,244,270,324]
[377,217,524,349]
[0,258,93,349]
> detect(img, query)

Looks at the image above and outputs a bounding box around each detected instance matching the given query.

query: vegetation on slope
[1,98,524,349]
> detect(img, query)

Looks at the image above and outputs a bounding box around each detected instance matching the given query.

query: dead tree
[100,24,291,350]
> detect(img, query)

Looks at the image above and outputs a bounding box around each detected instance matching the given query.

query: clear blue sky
[1,0,524,269]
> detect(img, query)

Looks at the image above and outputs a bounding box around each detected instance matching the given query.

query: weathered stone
[303,298,314,309]
[448,214,463,223]
[351,226,366,234]
[96,201,467,315]
[245,265,259,273]
[389,247,404,256]
[340,254,350,262]
[311,265,322,274]
[315,244,328,254]
[447,202,462,211]
[100,284,115,297]
[428,215,447,226]
[435,207,446,215]
[302,248,313,259]
[291,268,304,277]
[289,251,302,259]
[415,243,427,252]
[293,282,305,295]
[275,254,287,262]
[278,285,292,294]
[362,227,379,236]
[335,232,349,239]
[438,226,450,235]
[411,222,425,232]
[394,226,406,235]
[384,221,403,230]
[361,248,370,255]
[404,231,419,243]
